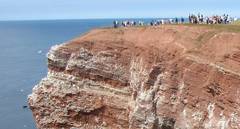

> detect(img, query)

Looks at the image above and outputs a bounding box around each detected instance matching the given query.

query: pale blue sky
[0,0,239,20]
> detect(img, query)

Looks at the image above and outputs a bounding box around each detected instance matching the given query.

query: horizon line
[0,17,184,22]
[0,16,239,22]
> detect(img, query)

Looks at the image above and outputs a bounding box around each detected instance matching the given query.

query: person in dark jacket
[175,18,178,24]
[181,17,184,23]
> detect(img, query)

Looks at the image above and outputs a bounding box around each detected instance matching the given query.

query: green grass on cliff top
[109,20,240,33]
[233,20,240,25]
[184,21,240,33]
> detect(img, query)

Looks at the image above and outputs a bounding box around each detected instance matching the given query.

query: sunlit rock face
[28,26,240,129]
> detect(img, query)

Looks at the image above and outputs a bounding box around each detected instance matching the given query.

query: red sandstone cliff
[28,25,240,129]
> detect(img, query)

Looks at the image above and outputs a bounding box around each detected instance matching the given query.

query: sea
[0,19,114,129]
[0,18,176,129]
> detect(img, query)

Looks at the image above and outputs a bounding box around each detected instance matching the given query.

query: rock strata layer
[29,26,240,129]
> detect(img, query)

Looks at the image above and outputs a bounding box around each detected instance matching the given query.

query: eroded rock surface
[28,26,240,129]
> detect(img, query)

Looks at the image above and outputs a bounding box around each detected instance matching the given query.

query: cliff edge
[28,25,240,129]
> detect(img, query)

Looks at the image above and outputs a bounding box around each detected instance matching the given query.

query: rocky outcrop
[28,26,240,129]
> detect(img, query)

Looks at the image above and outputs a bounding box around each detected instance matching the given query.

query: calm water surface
[0,19,114,129]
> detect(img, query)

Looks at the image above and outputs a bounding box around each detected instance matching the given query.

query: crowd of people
[113,18,185,28]
[113,14,238,28]
[189,14,235,24]
[113,20,143,28]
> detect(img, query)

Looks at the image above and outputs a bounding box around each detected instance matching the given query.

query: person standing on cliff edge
[113,20,118,28]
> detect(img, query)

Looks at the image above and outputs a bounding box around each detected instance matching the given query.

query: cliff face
[28,25,240,129]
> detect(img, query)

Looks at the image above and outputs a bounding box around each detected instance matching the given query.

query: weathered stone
[29,26,240,129]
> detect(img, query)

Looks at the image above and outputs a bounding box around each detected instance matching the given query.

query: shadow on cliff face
[159,117,176,129]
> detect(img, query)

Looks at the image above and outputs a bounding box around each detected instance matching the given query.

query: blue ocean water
[0,19,115,129]
[0,18,180,129]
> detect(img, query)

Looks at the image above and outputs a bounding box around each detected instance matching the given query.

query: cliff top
[57,25,240,75]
